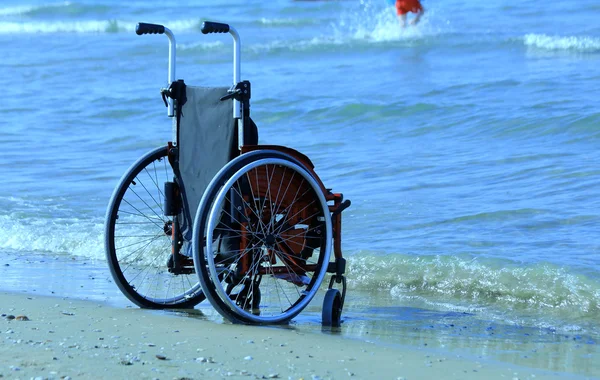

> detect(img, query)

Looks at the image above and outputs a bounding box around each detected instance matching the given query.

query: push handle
[201,21,230,34]
[200,20,242,146]
[134,22,176,118]
[136,22,165,35]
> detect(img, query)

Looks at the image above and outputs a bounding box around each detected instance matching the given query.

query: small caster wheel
[322,288,342,327]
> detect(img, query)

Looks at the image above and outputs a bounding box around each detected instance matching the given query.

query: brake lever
[220,89,241,101]
[160,88,170,107]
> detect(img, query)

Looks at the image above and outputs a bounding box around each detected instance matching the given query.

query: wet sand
[1,251,596,379]
[1,292,573,380]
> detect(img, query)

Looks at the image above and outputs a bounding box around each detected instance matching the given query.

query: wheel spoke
[106,147,204,309]
[199,156,332,324]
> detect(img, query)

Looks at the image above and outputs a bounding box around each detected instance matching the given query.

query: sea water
[1,0,599,372]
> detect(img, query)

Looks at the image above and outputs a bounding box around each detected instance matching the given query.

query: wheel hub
[264,234,276,248]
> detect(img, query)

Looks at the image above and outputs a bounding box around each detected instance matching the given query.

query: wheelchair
[104,21,351,326]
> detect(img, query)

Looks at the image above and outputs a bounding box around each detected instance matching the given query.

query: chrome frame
[163,27,176,117]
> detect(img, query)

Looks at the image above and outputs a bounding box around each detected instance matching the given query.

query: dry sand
[0,291,571,380]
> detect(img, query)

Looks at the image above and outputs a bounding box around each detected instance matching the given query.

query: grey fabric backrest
[177,86,235,239]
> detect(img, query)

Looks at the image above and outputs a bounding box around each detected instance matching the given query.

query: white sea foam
[331,2,449,45]
[0,18,199,34]
[0,2,71,17]
[524,33,600,52]
[344,10,424,42]
[243,23,432,56]
[246,36,343,55]
[0,5,36,16]
[177,40,225,52]
[347,253,600,316]
[258,17,315,26]
[0,20,123,34]
[0,214,105,260]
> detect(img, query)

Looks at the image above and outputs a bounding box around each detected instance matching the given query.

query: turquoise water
[1,0,599,348]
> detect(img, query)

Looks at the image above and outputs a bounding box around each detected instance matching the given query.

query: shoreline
[1,251,598,379]
[0,291,573,380]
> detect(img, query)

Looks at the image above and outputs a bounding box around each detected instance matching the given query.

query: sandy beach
[0,290,582,380]
[2,0,600,379]
[2,0,600,378]
[1,251,598,379]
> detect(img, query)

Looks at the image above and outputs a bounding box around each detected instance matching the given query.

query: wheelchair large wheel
[193,151,332,324]
[105,146,205,309]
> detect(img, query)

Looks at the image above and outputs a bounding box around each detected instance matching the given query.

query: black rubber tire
[193,150,332,324]
[105,146,205,309]
[322,288,342,327]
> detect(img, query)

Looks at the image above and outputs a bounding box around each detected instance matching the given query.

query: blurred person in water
[396,0,424,27]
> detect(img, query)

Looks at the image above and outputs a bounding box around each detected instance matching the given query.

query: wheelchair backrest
[177,86,235,238]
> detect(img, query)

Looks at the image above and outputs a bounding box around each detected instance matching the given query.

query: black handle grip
[136,23,165,35]
[201,21,230,34]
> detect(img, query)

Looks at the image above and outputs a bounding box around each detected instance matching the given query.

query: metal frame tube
[228,27,243,148]
[164,27,176,117]
[229,27,241,120]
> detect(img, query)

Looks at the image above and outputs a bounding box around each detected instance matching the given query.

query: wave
[336,7,445,43]
[0,20,122,33]
[183,3,445,53]
[172,40,225,53]
[2,199,599,335]
[0,2,70,17]
[0,18,200,34]
[3,202,598,319]
[0,20,433,55]
[523,33,600,52]
[177,37,357,56]
[0,2,113,18]
[177,34,395,57]
[0,210,105,259]
[0,5,39,17]
[255,17,319,27]
[347,253,600,332]
[241,28,439,57]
